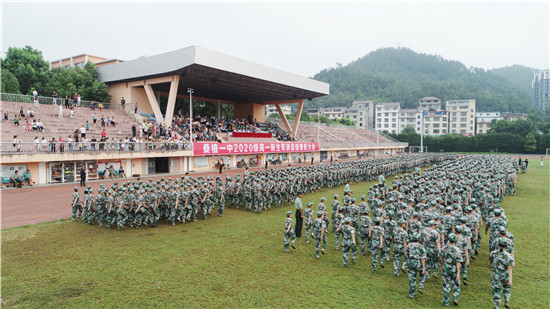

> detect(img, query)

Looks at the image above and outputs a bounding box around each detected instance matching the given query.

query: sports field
[2,159,549,308]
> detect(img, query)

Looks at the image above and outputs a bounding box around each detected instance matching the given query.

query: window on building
[392,113,397,117]
[460,118,467,122]
[377,124,381,128]
[452,117,457,122]
[425,124,430,128]
[452,124,456,128]
[434,123,440,128]
[479,130,483,134]
[434,117,440,122]
[359,118,363,121]
[470,120,473,124]
[425,129,429,134]
[460,112,467,116]
[460,124,467,128]
[384,124,389,128]
[443,117,447,121]
[452,112,457,116]
[385,113,389,117]
[460,129,467,133]
[442,129,447,133]
[376,113,381,117]
[434,129,440,134]
[392,124,396,128]
[443,123,447,127]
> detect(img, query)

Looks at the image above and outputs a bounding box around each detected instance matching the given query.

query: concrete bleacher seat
[0,101,137,142]
[294,123,395,146]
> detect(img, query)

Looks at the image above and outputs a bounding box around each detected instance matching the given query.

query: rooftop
[97,46,329,103]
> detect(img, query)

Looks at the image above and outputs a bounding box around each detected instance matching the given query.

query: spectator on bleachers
[13,135,21,152]
[3,112,8,121]
[50,138,56,153]
[27,107,35,118]
[32,120,38,132]
[41,137,48,152]
[80,124,86,138]
[59,136,65,153]
[92,113,97,126]
[19,107,25,118]
[91,136,97,151]
[34,137,39,151]
[67,135,73,151]
[13,114,20,126]
[58,104,63,118]
[36,119,44,132]
[64,96,70,109]
[101,129,107,141]
[70,108,75,119]
[25,120,32,132]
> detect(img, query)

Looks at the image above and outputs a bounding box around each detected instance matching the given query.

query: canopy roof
[98,46,329,103]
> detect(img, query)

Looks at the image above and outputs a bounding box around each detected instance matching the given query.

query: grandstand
[288,120,401,148]
[0,46,407,185]
[0,101,137,143]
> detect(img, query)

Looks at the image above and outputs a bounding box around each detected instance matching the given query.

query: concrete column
[164,75,180,125]
[217,100,221,118]
[126,160,132,177]
[291,100,305,137]
[39,162,47,184]
[275,103,292,133]
[143,83,165,124]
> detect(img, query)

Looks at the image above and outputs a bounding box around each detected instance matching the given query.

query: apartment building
[375,102,400,134]
[266,104,292,117]
[398,108,422,134]
[532,70,549,110]
[344,100,374,129]
[446,99,476,136]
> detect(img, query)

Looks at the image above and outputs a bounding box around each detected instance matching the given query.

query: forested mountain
[310,47,536,113]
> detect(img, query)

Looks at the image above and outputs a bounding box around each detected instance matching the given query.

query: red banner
[193,142,319,156]
[232,132,272,138]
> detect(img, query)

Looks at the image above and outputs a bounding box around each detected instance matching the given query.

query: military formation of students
[71,154,448,230]
[285,155,517,308]
[70,153,516,308]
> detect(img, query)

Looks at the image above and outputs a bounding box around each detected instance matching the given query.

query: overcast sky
[2,1,549,77]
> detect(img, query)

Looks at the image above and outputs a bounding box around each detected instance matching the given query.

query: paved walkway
[0,159,346,229]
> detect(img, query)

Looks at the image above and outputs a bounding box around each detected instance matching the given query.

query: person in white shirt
[41,137,48,152]
[68,136,73,151]
[82,137,89,151]
[80,125,86,138]
[34,137,40,151]
[70,109,75,118]
[37,120,44,132]
[58,104,63,118]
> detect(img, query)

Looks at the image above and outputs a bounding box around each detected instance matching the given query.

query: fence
[1,141,190,155]
[0,93,131,111]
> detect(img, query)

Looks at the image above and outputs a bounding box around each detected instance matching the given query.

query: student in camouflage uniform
[406,232,426,298]
[381,210,397,268]
[71,186,82,221]
[439,233,463,306]
[331,194,340,232]
[303,202,314,244]
[371,217,384,272]
[318,197,330,233]
[359,208,372,255]
[422,220,442,279]
[393,219,408,276]
[454,226,470,285]
[490,238,514,309]
[283,211,296,252]
[334,207,344,250]
[340,217,357,267]
[313,210,327,259]
[216,177,225,216]
[85,188,96,224]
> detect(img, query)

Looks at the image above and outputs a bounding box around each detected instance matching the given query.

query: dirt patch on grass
[2,228,38,242]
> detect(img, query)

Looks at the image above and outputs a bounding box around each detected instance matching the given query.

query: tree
[401,125,417,135]
[299,110,311,122]
[524,133,537,153]
[2,46,50,94]
[1,69,20,93]
[337,117,355,126]
[44,62,111,102]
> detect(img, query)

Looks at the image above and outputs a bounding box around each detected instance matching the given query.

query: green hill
[310,47,535,113]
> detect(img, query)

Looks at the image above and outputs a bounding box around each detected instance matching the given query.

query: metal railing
[1,93,130,110]
[1,141,190,155]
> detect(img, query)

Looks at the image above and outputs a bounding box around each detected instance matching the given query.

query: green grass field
[2,160,549,308]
